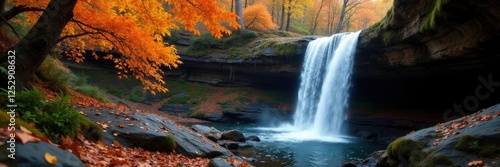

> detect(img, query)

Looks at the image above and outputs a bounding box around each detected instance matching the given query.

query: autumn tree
[283,0,312,31]
[0,0,239,93]
[335,0,368,33]
[243,4,278,31]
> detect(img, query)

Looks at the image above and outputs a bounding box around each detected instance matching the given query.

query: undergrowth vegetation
[0,57,104,144]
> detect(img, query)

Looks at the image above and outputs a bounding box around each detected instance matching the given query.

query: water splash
[292,31,361,138]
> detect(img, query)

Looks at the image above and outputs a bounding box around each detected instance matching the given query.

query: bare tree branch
[0,14,21,40]
[2,5,44,21]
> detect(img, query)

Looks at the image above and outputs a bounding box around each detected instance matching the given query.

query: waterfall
[293,31,361,137]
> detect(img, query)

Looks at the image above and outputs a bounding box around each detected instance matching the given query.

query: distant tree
[243,4,279,31]
[335,0,368,33]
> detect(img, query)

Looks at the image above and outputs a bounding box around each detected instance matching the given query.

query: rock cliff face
[175,0,500,83]
[355,0,500,78]
[170,0,500,112]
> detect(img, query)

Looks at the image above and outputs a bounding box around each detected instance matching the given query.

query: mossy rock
[455,135,480,152]
[455,135,500,158]
[387,138,421,160]
[147,135,177,152]
[78,117,103,142]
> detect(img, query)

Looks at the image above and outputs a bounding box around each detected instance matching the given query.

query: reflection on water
[183,123,385,167]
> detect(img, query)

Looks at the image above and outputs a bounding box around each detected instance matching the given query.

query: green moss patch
[78,117,103,142]
[147,135,177,152]
[420,0,449,32]
[384,138,455,167]
[455,134,500,158]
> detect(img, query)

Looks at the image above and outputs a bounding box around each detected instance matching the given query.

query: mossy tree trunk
[0,0,77,90]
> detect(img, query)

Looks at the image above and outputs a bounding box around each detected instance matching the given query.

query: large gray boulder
[377,103,500,166]
[208,157,233,167]
[82,106,234,158]
[0,140,85,167]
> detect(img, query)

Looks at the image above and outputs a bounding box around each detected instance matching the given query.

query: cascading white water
[293,31,361,137]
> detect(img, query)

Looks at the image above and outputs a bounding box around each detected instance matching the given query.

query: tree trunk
[235,0,245,33]
[231,0,234,12]
[271,0,275,23]
[285,0,292,31]
[335,0,348,33]
[311,0,325,35]
[280,1,285,30]
[0,0,78,90]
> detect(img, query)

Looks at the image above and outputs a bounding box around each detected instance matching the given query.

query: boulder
[191,125,222,142]
[220,130,246,142]
[217,141,239,150]
[245,135,261,142]
[81,106,234,158]
[376,103,500,166]
[208,158,233,167]
[0,140,85,167]
[237,142,253,148]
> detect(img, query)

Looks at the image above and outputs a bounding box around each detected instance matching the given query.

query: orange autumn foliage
[8,0,239,93]
[243,4,278,31]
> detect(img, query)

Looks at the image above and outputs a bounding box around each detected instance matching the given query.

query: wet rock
[237,142,253,148]
[0,140,85,167]
[221,130,246,142]
[245,135,261,142]
[374,104,500,166]
[208,158,233,167]
[341,163,356,167]
[218,141,239,150]
[82,107,234,158]
[191,124,222,142]
[246,157,258,162]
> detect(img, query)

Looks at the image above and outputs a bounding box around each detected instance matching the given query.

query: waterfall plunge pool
[183,123,386,167]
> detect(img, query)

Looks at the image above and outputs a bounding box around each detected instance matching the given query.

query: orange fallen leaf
[15,131,40,144]
[44,152,58,165]
[118,123,125,128]
[19,126,32,134]
[467,160,485,167]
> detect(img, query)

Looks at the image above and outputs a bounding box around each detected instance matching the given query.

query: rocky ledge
[349,103,500,167]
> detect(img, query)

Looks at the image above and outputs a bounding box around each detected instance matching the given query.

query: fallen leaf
[467,160,484,167]
[113,140,121,147]
[60,136,80,158]
[44,152,58,165]
[118,123,125,128]
[15,131,40,144]
[19,126,32,134]
[113,133,119,136]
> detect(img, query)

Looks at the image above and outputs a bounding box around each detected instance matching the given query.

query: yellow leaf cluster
[10,0,239,94]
